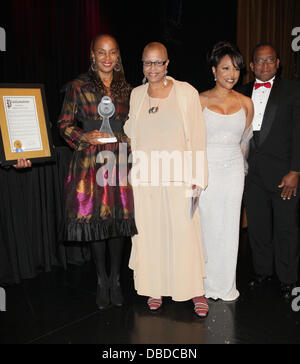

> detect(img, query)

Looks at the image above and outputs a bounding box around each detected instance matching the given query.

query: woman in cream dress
[125,42,209,317]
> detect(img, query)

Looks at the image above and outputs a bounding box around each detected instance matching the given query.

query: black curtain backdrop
[0,0,109,145]
[0,0,237,145]
[0,148,69,285]
[0,0,237,285]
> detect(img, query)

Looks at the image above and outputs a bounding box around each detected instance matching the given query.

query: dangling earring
[214,74,217,82]
[164,70,168,86]
[143,76,147,85]
[114,58,122,72]
[91,59,98,72]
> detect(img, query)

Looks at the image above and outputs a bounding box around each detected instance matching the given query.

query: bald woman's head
[142,42,169,60]
[142,42,170,86]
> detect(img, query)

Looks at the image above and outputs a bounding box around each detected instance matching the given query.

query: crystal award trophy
[98,96,117,143]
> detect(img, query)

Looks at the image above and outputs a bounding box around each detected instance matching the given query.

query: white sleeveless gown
[199,107,246,301]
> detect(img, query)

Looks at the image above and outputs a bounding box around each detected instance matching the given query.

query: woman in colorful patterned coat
[58,34,137,310]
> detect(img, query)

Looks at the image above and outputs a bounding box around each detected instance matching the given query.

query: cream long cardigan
[124,77,208,190]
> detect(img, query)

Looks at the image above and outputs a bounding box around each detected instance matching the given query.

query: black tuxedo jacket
[237,78,300,191]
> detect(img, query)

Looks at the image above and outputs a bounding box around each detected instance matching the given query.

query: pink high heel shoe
[147,297,162,311]
[193,296,209,318]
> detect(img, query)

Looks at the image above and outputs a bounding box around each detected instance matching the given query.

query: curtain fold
[237,0,300,82]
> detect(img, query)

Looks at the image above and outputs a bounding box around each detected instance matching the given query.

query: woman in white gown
[199,42,254,301]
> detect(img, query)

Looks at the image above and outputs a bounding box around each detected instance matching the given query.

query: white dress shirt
[251,76,276,131]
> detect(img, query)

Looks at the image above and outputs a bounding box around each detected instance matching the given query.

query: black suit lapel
[244,82,254,98]
[259,78,281,146]
[244,82,256,149]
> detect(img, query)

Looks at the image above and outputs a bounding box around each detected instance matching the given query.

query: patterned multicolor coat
[58,72,137,242]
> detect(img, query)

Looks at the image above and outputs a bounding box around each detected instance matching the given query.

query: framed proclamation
[0,84,54,166]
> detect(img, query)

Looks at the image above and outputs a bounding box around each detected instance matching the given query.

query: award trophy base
[98,137,117,144]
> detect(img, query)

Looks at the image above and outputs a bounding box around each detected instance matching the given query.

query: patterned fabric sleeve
[118,89,133,146]
[119,117,131,145]
[57,84,89,151]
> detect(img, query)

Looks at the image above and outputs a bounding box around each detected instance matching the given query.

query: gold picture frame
[0,84,54,165]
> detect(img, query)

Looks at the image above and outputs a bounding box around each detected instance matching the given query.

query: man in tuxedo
[238,43,300,299]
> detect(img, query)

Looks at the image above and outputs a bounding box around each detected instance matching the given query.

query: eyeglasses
[254,57,277,65]
[142,60,167,67]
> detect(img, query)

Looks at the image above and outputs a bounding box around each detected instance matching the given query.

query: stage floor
[0,231,299,345]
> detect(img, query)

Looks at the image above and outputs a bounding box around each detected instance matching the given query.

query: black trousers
[244,171,300,284]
